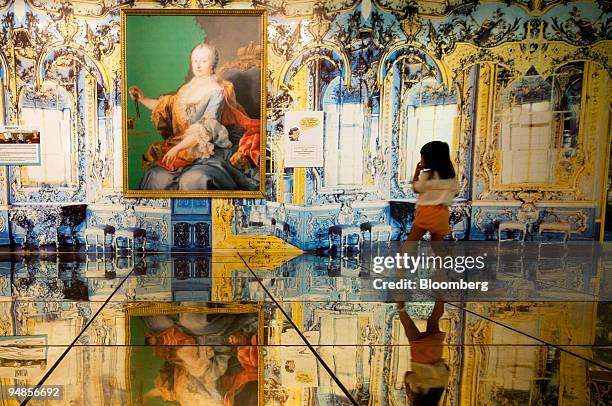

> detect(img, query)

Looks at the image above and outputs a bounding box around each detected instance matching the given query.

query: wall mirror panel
[398,78,458,186]
[17,82,76,189]
[322,75,378,189]
[280,45,382,198]
[388,49,461,197]
[95,81,119,192]
[7,49,106,204]
[493,62,584,188]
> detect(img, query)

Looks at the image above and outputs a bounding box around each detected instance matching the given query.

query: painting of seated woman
[122,9,265,197]
[127,303,261,406]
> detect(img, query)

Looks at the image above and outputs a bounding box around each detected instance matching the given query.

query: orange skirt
[413,205,450,236]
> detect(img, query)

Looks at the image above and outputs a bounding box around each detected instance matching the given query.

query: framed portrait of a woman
[121,9,266,197]
[126,303,263,405]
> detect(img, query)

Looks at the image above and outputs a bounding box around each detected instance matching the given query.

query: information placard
[284,111,324,168]
[0,126,41,165]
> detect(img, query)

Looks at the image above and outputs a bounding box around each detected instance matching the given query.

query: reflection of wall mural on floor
[0,1,609,249]
[0,251,606,404]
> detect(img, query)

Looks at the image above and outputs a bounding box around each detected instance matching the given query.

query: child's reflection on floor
[397,300,450,405]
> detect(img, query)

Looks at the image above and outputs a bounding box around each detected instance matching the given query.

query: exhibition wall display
[0,1,608,250]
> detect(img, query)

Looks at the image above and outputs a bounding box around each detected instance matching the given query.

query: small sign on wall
[284,111,324,168]
[0,126,41,165]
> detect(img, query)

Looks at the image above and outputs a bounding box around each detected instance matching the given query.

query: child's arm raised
[412,161,429,193]
[412,161,423,183]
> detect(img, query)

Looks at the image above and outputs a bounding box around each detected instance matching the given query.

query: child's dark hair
[289,127,299,134]
[409,387,445,405]
[420,141,455,180]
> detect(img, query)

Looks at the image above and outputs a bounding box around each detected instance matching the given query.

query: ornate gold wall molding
[599,116,611,240]
[0,1,10,13]
[472,63,497,199]
[26,0,120,19]
[211,252,301,301]
[11,2,118,92]
[373,0,586,18]
[443,39,612,82]
[0,71,5,207]
[35,45,113,94]
[578,62,611,201]
[446,39,612,203]
[274,42,352,92]
[233,0,594,20]
[377,42,452,89]
[212,198,302,253]
[504,0,580,17]
[454,66,475,197]
[254,0,360,19]
[0,51,9,90]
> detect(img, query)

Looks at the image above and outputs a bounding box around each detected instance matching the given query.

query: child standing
[407,141,458,242]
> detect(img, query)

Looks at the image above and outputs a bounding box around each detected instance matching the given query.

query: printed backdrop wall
[0,0,610,250]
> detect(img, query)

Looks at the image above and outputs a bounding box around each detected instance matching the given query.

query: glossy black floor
[0,241,609,405]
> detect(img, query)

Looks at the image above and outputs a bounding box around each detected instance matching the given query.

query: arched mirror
[385,49,460,196]
[494,62,583,187]
[18,81,76,188]
[398,78,458,186]
[9,48,108,203]
[321,75,378,188]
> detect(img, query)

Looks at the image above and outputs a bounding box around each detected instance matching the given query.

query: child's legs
[398,309,422,341]
[400,225,427,260]
[406,224,428,241]
[430,233,445,241]
[426,299,445,334]
[429,233,446,257]
[403,227,445,257]
[406,205,447,243]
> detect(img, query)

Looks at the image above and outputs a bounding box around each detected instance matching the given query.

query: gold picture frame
[121,8,266,197]
[125,302,264,406]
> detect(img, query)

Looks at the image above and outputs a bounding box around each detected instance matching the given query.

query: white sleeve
[412,171,431,193]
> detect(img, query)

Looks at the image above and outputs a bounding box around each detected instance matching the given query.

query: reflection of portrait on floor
[397,300,449,405]
[134,311,259,406]
[288,127,300,141]
[129,42,260,192]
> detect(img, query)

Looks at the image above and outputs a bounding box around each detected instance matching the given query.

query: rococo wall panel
[0,0,609,250]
